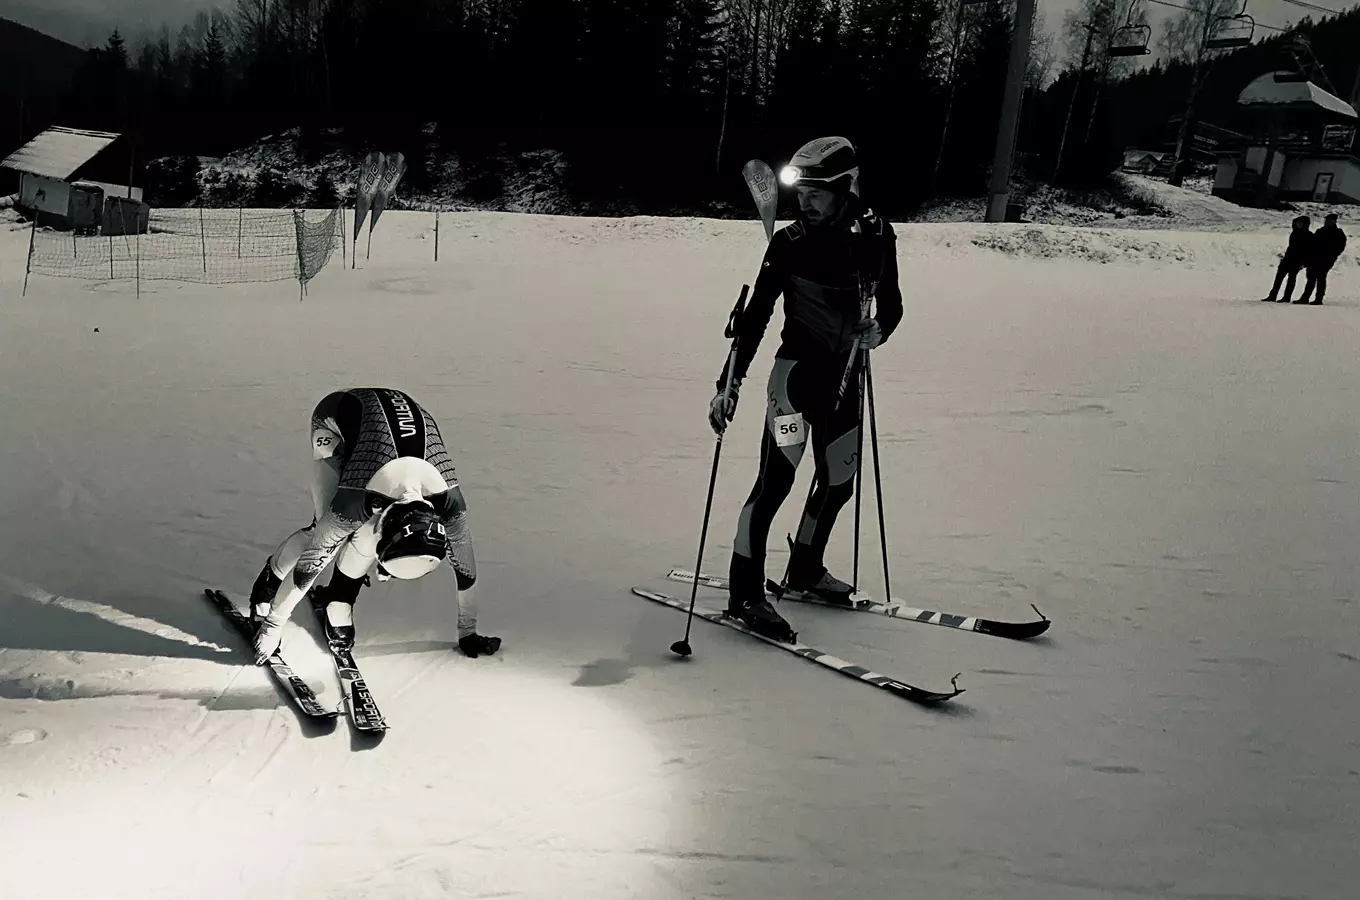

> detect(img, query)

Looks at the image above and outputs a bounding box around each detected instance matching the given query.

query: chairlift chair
[1108,23,1152,57]
[1205,0,1255,51]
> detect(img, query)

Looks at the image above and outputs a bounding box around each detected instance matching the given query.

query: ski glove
[253,618,286,665]
[708,378,742,435]
[459,633,502,658]
[853,318,884,350]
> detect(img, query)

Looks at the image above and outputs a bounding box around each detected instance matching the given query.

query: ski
[308,593,388,732]
[633,587,962,705]
[666,568,1051,640]
[203,589,339,719]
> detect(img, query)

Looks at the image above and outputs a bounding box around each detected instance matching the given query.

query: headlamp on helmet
[780,136,860,196]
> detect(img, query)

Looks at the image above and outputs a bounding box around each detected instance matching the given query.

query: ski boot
[784,566,856,607]
[247,559,282,628]
[726,554,798,643]
[309,572,369,651]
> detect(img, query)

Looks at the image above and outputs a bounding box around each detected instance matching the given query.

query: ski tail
[204,589,339,719]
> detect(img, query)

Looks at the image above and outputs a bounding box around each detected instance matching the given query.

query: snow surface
[1,209,1358,900]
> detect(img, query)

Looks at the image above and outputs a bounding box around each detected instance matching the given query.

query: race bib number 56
[773,412,806,447]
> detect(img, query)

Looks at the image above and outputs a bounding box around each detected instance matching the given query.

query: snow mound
[1114,174,1349,232]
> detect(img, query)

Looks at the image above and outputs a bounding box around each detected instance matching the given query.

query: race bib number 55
[312,427,341,460]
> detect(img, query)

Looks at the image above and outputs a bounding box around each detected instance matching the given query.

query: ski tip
[1028,619,1053,637]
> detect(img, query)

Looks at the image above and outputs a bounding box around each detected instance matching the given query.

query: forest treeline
[16,0,1360,214]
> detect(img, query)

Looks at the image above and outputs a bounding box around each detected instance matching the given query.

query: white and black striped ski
[666,568,1051,641]
[307,592,388,732]
[632,587,962,705]
[204,589,339,720]
[325,644,388,732]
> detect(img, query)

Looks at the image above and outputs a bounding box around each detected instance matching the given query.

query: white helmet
[779,137,860,197]
[375,499,446,580]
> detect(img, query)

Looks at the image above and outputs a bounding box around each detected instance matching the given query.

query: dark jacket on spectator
[1283,216,1313,268]
[1311,222,1347,270]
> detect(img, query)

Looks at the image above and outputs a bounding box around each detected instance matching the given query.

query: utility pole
[986,0,1038,222]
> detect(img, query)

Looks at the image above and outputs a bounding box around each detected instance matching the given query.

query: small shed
[1122,150,1170,176]
[1212,73,1358,206]
[1,126,147,232]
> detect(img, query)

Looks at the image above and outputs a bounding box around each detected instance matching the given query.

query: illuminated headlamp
[780,164,860,189]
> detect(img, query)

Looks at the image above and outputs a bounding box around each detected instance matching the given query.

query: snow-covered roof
[1238,73,1357,120]
[0,126,123,180]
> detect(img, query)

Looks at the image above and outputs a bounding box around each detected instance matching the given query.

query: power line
[1142,0,1292,31]
[1273,0,1347,16]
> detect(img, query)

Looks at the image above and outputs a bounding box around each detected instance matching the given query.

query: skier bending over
[245,387,501,665]
[707,136,904,642]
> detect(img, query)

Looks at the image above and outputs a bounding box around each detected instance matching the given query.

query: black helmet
[376,499,447,580]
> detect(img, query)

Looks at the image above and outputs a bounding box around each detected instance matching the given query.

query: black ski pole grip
[725,284,749,339]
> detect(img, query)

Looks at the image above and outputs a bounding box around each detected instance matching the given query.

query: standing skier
[244,388,501,665]
[707,136,903,642]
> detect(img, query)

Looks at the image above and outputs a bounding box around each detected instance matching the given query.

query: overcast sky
[0,0,1339,72]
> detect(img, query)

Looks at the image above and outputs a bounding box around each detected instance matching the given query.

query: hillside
[0,17,88,190]
[130,127,1345,242]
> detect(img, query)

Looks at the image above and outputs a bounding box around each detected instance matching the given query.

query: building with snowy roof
[1213,72,1358,206]
[1,125,146,233]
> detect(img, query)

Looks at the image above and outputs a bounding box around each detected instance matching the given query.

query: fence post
[435,209,439,262]
[135,228,141,299]
[22,217,36,297]
[238,206,243,258]
[293,209,306,302]
[200,207,208,273]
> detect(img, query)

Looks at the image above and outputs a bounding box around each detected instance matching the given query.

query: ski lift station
[1213,73,1359,206]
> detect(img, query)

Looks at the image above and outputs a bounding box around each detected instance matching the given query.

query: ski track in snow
[0,210,1357,900]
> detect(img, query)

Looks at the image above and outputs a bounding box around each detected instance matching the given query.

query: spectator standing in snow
[1296,213,1347,305]
[1262,215,1313,303]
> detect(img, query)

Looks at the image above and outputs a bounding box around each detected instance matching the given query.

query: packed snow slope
[1,210,1357,900]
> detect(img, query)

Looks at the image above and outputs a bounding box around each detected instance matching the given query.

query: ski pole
[671,284,748,658]
[852,347,868,591]
[865,353,891,604]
